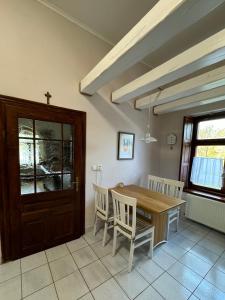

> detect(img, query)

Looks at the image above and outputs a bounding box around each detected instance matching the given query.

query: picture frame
[117,131,135,160]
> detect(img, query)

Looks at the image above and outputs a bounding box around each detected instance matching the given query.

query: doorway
[0,95,86,260]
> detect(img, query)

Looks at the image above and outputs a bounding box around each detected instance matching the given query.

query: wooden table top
[112,185,186,214]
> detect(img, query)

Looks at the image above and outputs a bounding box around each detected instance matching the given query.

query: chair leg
[102,222,108,247]
[93,214,97,236]
[112,227,117,256]
[175,210,180,232]
[128,240,134,272]
[148,230,154,259]
[166,218,170,241]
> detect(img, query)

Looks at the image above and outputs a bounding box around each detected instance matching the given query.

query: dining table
[111,184,186,246]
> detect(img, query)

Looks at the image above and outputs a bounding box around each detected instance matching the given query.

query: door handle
[72,177,79,192]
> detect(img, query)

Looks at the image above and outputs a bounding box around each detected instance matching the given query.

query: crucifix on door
[44,91,52,105]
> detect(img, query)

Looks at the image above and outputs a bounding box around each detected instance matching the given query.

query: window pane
[21,177,35,194]
[18,118,33,138]
[190,146,225,189]
[63,174,73,190]
[197,118,225,139]
[35,120,61,140]
[63,141,73,172]
[36,175,62,192]
[63,124,72,140]
[19,139,34,175]
[36,141,62,174]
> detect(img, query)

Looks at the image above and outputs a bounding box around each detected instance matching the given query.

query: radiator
[184,192,225,233]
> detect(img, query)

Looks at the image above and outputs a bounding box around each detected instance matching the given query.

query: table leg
[151,212,168,246]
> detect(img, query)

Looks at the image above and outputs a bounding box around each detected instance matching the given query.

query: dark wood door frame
[0,94,86,261]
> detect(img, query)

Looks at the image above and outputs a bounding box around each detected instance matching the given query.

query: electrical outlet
[97,164,103,171]
[91,165,97,171]
[91,164,103,171]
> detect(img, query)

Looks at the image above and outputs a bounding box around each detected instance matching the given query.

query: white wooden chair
[163,179,184,239]
[93,184,113,246]
[144,175,164,219]
[111,190,154,272]
[148,175,164,193]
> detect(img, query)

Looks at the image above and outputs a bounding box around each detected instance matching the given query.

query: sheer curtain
[191,157,224,189]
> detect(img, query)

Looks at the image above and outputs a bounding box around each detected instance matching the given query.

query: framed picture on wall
[117,132,135,160]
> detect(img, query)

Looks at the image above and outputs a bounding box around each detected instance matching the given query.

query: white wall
[0,0,160,228]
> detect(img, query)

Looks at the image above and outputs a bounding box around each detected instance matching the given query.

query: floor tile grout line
[0,272,22,287]
[20,256,23,299]
[21,282,54,300]
[45,247,71,264]
[67,241,99,297]
[113,269,150,300]
[47,257,60,300]
[165,240,225,297]
[80,261,112,292]
[21,261,48,275]
[2,220,225,299]
[164,267,202,295]
[66,242,103,271]
[90,235,225,299]
[133,238,223,298]
[100,254,128,277]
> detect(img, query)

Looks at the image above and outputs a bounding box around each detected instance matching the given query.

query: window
[19,118,74,195]
[180,114,225,200]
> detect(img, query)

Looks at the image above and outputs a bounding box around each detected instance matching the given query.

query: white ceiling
[40,0,225,68]
[40,0,158,45]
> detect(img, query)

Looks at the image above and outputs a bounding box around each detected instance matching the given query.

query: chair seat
[136,217,152,233]
[135,217,154,239]
[96,209,114,222]
[116,216,153,238]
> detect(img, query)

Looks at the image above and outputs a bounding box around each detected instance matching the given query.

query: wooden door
[0,95,86,260]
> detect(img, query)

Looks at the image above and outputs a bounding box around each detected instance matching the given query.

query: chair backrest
[148,175,164,193]
[93,184,109,219]
[163,179,184,199]
[111,190,137,238]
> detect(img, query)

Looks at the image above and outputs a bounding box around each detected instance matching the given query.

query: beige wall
[0,0,161,228]
[158,101,225,180]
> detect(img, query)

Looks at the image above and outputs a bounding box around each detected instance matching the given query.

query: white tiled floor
[0,218,225,299]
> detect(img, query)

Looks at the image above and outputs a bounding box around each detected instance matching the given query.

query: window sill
[184,188,225,203]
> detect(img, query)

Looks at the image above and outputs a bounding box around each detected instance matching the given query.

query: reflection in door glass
[63,124,72,140]
[18,118,33,138]
[19,139,34,176]
[36,175,62,192]
[35,120,61,140]
[63,142,73,172]
[21,178,35,194]
[18,119,74,194]
[36,141,62,174]
[63,174,72,190]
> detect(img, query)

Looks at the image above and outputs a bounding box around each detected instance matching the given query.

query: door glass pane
[19,139,34,175]
[63,174,72,190]
[197,118,225,139]
[36,141,62,174]
[36,175,62,192]
[63,124,72,140]
[19,118,74,195]
[21,177,35,194]
[18,118,33,138]
[63,141,73,172]
[35,120,61,140]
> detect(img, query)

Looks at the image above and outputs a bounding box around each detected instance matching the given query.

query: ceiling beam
[153,86,225,114]
[112,29,225,104]
[135,65,225,109]
[80,0,225,95]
